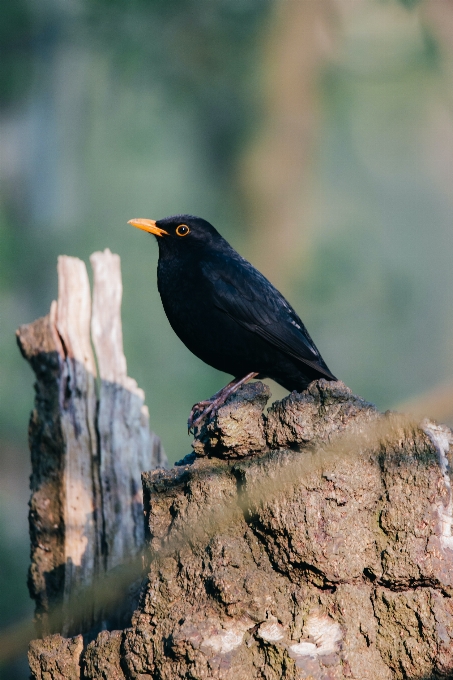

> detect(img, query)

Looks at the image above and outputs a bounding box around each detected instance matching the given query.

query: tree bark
[16,249,166,639]
[26,377,453,679]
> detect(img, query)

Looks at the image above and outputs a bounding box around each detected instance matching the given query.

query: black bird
[128,215,337,430]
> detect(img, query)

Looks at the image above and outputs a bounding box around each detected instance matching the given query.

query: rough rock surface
[83,630,125,679]
[192,381,271,458]
[28,634,83,680]
[29,380,453,679]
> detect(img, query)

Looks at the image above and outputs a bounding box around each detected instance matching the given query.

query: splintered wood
[16,249,166,637]
[55,258,100,621]
[90,250,165,572]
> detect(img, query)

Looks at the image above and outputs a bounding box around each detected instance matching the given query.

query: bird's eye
[176,224,190,237]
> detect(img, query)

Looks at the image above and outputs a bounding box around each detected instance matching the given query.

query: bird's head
[128,214,224,257]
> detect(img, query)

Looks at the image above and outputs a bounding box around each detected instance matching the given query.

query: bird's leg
[188,372,259,433]
[188,380,238,432]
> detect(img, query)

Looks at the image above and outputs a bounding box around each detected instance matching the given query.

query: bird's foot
[187,400,215,432]
[188,398,221,433]
[187,372,259,434]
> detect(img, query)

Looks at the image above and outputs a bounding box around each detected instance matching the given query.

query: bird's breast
[157,257,216,344]
[156,257,259,375]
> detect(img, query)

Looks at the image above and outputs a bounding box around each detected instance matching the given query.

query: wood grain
[17,251,166,637]
[90,249,164,571]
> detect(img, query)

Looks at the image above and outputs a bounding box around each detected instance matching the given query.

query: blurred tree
[302,0,453,410]
[0,0,34,107]
[240,0,335,293]
[86,0,271,177]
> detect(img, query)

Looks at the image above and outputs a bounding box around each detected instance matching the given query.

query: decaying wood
[91,250,164,572]
[55,257,101,634]
[28,380,453,679]
[17,249,166,638]
[28,634,83,680]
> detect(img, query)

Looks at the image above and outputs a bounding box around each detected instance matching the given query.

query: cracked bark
[16,250,166,640]
[26,377,453,679]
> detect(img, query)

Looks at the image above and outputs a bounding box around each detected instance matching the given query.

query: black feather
[141,214,337,393]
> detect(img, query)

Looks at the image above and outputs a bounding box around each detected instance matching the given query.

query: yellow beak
[128,218,169,237]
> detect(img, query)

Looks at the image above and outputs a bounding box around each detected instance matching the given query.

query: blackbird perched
[128,215,337,430]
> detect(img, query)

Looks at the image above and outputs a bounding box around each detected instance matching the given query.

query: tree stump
[18,255,453,679]
[25,376,453,679]
[16,250,167,640]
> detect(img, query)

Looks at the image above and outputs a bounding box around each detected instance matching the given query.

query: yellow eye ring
[176,224,190,237]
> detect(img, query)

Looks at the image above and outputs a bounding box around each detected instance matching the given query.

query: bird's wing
[202,255,336,380]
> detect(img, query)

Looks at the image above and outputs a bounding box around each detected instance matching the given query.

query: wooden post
[16,249,166,638]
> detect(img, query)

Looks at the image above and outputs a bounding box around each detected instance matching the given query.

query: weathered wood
[17,257,100,636]
[27,380,453,679]
[17,309,67,635]
[28,634,83,680]
[17,250,166,638]
[55,256,101,635]
[90,249,164,571]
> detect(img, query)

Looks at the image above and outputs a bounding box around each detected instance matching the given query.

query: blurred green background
[1,0,453,676]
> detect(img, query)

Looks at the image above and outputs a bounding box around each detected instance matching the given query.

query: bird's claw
[187,400,214,433]
[187,372,259,435]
